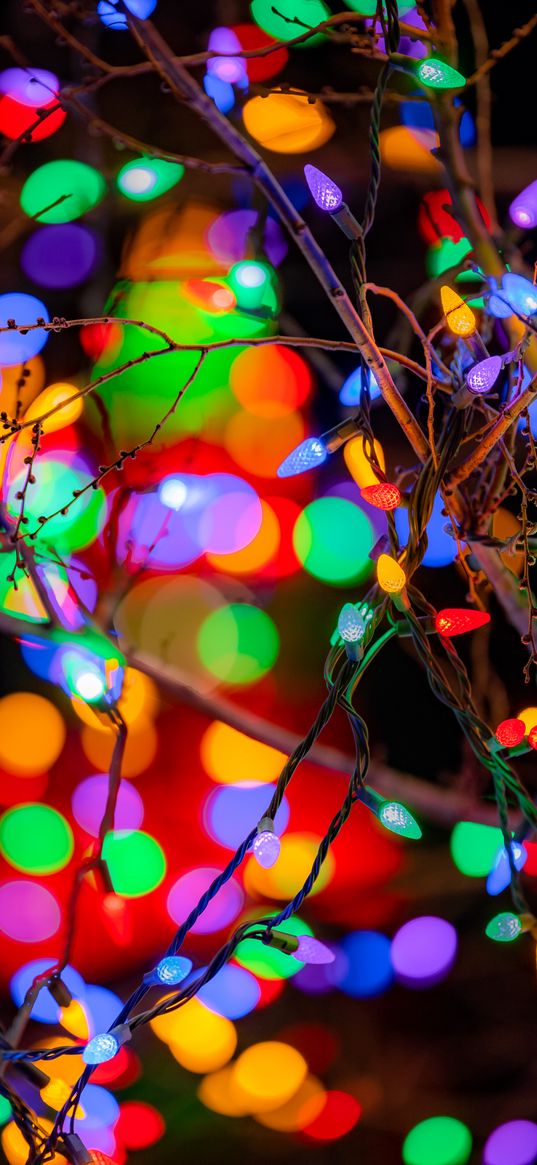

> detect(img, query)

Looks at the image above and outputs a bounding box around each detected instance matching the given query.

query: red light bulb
[495,718,526,747]
[435,608,490,636]
[528,726,537,751]
[89,1152,116,1165]
[360,483,401,511]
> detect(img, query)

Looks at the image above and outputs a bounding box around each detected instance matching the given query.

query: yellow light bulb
[343,435,385,489]
[377,553,406,594]
[440,285,476,336]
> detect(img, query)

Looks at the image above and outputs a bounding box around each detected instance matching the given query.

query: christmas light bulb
[292,935,335,964]
[360,482,401,510]
[154,955,193,985]
[434,608,490,636]
[304,163,343,212]
[509,179,537,229]
[485,278,513,319]
[377,553,406,594]
[495,718,526,748]
[528,726,537,751]
[158,475,188,511]
[89,1153,116,1165]
[337,603,367,643]
[228,260,270,310]
[466,355,502,395]
[277,436,327,478]
[83,1032,119,1065]
[500,273,537,318]
[378,800,422,839]
[417,58,465,90]
[253,817,280,869]
[74,671,106,702]
[486,842,527,897]
[485,912,522,943]
[440,285,476,336]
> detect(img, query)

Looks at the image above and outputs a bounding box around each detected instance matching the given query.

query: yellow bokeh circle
[244,832,335,901]
[242,93,335,154]
[231,1041,307,1113]
[80,715,157,778]
[200,720,286,785]
[152,999,237,1074]
[0,692,65,775]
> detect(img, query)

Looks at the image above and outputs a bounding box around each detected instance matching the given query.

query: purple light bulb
[293,935,335,965]
[253,818,280,869]
[509,179,537,230]
[466,355,502,394]
[304,164,343,213]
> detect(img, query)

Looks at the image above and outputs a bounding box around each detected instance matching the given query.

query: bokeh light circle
[293,497,373,584]
[0,880,61,942]
[167,867,244,935]
[335,931,393,997]
[391,916,458,987]
[101,831,166,897]
[229,345,311,417]
[200,720,286,785]
[402,1116,472,1165]
[20,160,106,224]
[242,92,334,153]
[302,1090,362,1141]
[483,1120,537,1165]
[0,804,73,874]
[234,916,312,980]
[11,960,85,1023]
[0,692,65,775]
[232,1041,307,1113]
[203,783,289,850]
[0,294,49,365]
[22,225,99,289]
[198,963,261,1020]
[450,822,504,877]
[197,603,279,685]
[72,776,144,837]
[0,68,59,105]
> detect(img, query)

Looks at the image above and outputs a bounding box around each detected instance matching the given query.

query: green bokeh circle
[102,830,166,898]
[450,822,504,877]
[293,496,373,585]
[0,804,74,874]
[197,603,279,685]
[20,160,106,224]
[403,1118,472,1165]
[235,917,313,980]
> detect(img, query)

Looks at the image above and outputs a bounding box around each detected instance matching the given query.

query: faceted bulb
[253,830,280,869]
[434,608,490,636]
[360,482,401,510]
[379,800,422,840]
[440,285,476,336]
[495,718,526,748]
[304,164,343,212]
[277,436,327,478]
[377,553,406,594]
[485,912,522,943]
[501,273,537,318]
[338,603,366,643]
[83,1031,120,1065]
[466,355,502,395]
[292,935,335,964]
[417,58,465,90]
[155,955,193,985]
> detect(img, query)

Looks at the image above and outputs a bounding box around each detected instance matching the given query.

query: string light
[263,929,335,964]
[485,912,522,942]
[466,355,502,395]
[277,436,327,478]
[376,553,406,594]
[495,719,526,748]
[337,603,369,644]
[360,483,401,510]
[434,608,491,636]
[416,58,465,90]
[82,1024,130,1065]
[150,956,193,986]
[509,178,537,229]
[486,842,527,896]
[252,817,281,869]
[304,163,342,212]
[357,787,421,840]
[440,285,476,336]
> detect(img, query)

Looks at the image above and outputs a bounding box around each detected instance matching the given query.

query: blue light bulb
[339,366,381,406]
[501,273,537,318]
[83,1032,120,1065]
[155,955,193,985]
[337,603,367,643]
[304,164,343,213]
[486,841,527,896]
[277,436,327,478]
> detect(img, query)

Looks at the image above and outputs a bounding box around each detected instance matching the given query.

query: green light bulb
[417,58,465,90]
[485,912,522,943]
[379,800,422,840]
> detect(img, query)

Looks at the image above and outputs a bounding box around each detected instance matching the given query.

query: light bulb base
[465,333,489,363]
[452,385,474,410]
[323,416,360,454]
[331,203,363,241]
[392,588,410,612]
[263,929,300,955]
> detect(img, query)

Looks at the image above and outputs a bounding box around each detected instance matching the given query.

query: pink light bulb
[253,817,280,869]
[293,935,335,964]
[509,179,537,229]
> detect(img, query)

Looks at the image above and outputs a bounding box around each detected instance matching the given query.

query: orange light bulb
[440,285,476,336]
[377,553,406,594]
